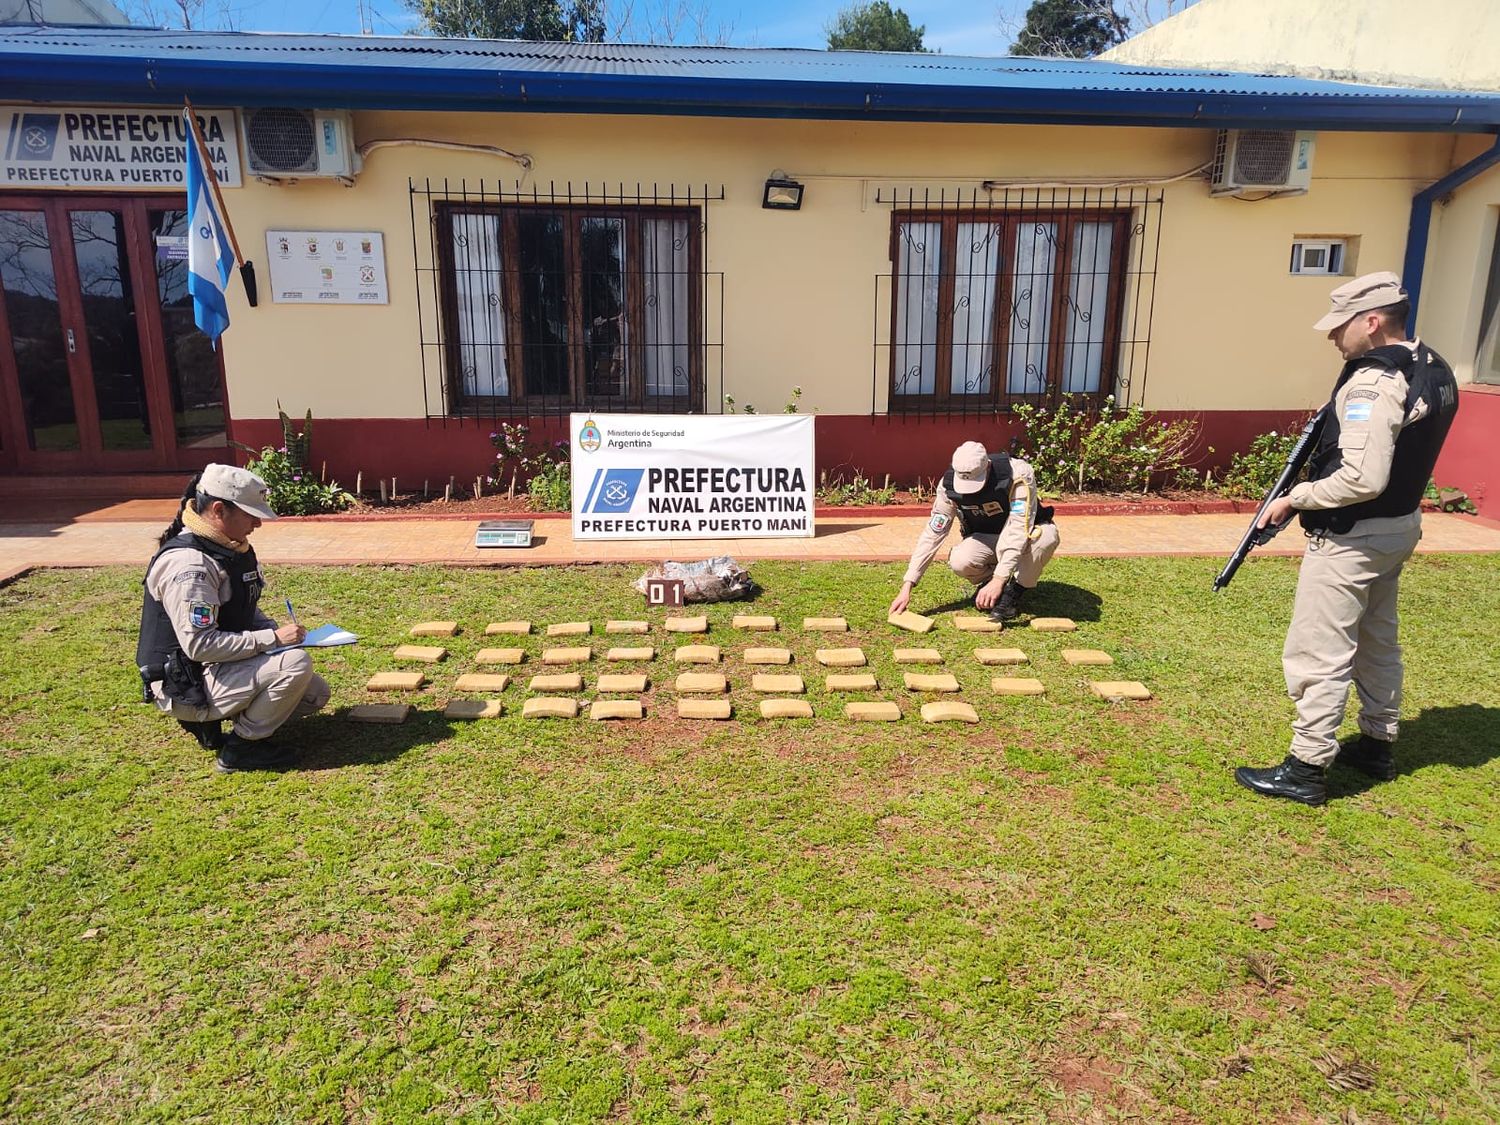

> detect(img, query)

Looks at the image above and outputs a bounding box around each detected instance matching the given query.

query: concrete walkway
[3,504,1499,582]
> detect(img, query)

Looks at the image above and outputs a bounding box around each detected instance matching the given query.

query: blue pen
[285,598,299,626]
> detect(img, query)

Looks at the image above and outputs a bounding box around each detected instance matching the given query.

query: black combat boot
[214,733,298,774]
[1234,755,1327,806]
[988,577,1027,622]
[178,719,223,751]
[1333,734,1397,781]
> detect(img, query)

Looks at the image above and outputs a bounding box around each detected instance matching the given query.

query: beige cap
[950,441,990,494]
[1313,270,1407,332]
[198,463,278,520]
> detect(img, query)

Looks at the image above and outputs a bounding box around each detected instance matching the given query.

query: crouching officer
[1235,272,1459,806]
[890,441,1060,621]
[136,463,330,773]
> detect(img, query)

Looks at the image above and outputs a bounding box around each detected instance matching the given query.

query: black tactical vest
[135,532,265,677]
[942,453,1016,536]
[1301,343,1460,534]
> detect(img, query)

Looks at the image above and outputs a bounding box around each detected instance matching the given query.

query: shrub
[1214,425,1305,498]
[1010,394,1201,494]
[818,470,896,506]
[236,407,352,516]
[526,459,571,512]
[244,445,352,516]
[487,422,559,492]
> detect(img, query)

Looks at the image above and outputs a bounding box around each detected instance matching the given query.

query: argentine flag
[185,109,235,343]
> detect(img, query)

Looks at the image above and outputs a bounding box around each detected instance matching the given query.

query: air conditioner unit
[1210,129,1315,195]
[241,108,357,181]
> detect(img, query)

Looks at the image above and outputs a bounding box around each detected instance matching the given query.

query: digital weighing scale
[474,519,535,548]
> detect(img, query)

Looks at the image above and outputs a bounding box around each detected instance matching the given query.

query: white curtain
[1006,221,1057,395]
[642,217,690,397]
[951,221,1000,395]
[1061,221,1114,394]
[893,220,941,396]
[451,212,507,397]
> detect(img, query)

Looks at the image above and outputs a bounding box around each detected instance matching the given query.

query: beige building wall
[1102,0,1500,92]
[1413,135,1500,382]
[215,110,1456,421]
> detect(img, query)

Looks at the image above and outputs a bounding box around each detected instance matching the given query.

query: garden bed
[301,488,1263,521]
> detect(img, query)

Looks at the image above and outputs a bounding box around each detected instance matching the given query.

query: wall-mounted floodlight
[762,170,804,211]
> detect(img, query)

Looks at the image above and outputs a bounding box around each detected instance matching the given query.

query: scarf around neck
[181,505,251,554]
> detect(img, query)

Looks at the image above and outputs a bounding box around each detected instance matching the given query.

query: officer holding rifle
[1232,272,1459,806]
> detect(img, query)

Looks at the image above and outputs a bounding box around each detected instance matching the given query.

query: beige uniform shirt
[903,456,1043,586]
[1288,341,1421,533]
[145,546,278,665]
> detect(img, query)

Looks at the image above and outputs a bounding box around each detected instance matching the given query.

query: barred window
[889,210,1130,410]
[437,203,702,412]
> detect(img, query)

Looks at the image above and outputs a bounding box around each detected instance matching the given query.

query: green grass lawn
[1,557,1496,1123]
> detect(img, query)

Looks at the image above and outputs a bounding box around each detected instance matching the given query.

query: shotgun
[1213,407,1327,591]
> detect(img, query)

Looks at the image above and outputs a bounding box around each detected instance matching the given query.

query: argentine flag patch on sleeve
[1344,401,1374,423]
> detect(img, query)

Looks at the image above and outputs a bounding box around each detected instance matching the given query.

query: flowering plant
[1214,423,1308,498]
[244,445,352,516]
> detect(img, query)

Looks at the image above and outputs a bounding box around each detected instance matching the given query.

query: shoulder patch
[929,512,951,533]
[1343,401,1374,423]
[1347,388,1379,402]
[1009,498,1028,516]
[189,602,216,629]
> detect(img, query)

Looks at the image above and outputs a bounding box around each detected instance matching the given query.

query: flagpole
[183,97,258,307]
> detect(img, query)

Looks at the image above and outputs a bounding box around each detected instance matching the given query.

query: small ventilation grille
[1231,130,1295,185]
[245,109,317,174]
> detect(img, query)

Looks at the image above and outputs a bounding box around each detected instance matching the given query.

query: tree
[826,1,929,53]
[1007,0,1197,58]
[119,0,238,30]
[1010,0,1127,57]
[407,0,607,42]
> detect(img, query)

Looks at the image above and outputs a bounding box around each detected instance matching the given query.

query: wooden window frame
[887,209,1131,413]
[436,202,704,414]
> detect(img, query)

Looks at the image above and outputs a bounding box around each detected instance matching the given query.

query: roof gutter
[4,52,1500,131]
[1403,133,1500,328]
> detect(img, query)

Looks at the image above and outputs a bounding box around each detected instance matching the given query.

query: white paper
[270,622,358,654]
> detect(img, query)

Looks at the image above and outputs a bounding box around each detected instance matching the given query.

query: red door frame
[0,193,229,474]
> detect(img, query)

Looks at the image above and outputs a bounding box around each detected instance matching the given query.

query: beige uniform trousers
[948,522,1061,587]
[155,648,331,741]
[1282,522,1422,766]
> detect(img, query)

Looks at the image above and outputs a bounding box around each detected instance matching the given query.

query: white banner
[571,413,816,540]
[0,105,241,188]
[265,230,389,305]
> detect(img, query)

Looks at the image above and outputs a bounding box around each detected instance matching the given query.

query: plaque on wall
[265,229,388,305]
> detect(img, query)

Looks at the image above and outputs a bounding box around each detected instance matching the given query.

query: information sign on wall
[571,413,816,541]
[265,230,389,305]
[0,105,241,188]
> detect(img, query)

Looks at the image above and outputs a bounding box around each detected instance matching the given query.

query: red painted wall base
[230,410,1310,491]
[1434,386,1500,519]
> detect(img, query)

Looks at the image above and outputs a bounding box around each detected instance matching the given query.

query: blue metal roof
[2,26,1498,131]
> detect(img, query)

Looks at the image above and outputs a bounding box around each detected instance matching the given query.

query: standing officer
[1235,272,1459,805]
[889,441,1060,621]
[136,463,330,773]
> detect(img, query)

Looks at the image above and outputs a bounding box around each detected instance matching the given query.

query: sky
[225,0,1038,57]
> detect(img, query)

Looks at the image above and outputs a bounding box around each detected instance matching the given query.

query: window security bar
[409,179,725,422]
[870,185,1164,418]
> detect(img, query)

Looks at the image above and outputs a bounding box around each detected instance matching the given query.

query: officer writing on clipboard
[136,464,330,773]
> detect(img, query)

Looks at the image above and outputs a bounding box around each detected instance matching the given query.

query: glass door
[0,195,226,472]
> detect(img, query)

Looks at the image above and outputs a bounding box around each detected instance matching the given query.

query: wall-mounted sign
[0,105,241,188]
[571,413,816,541]
[265,230,389,305]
